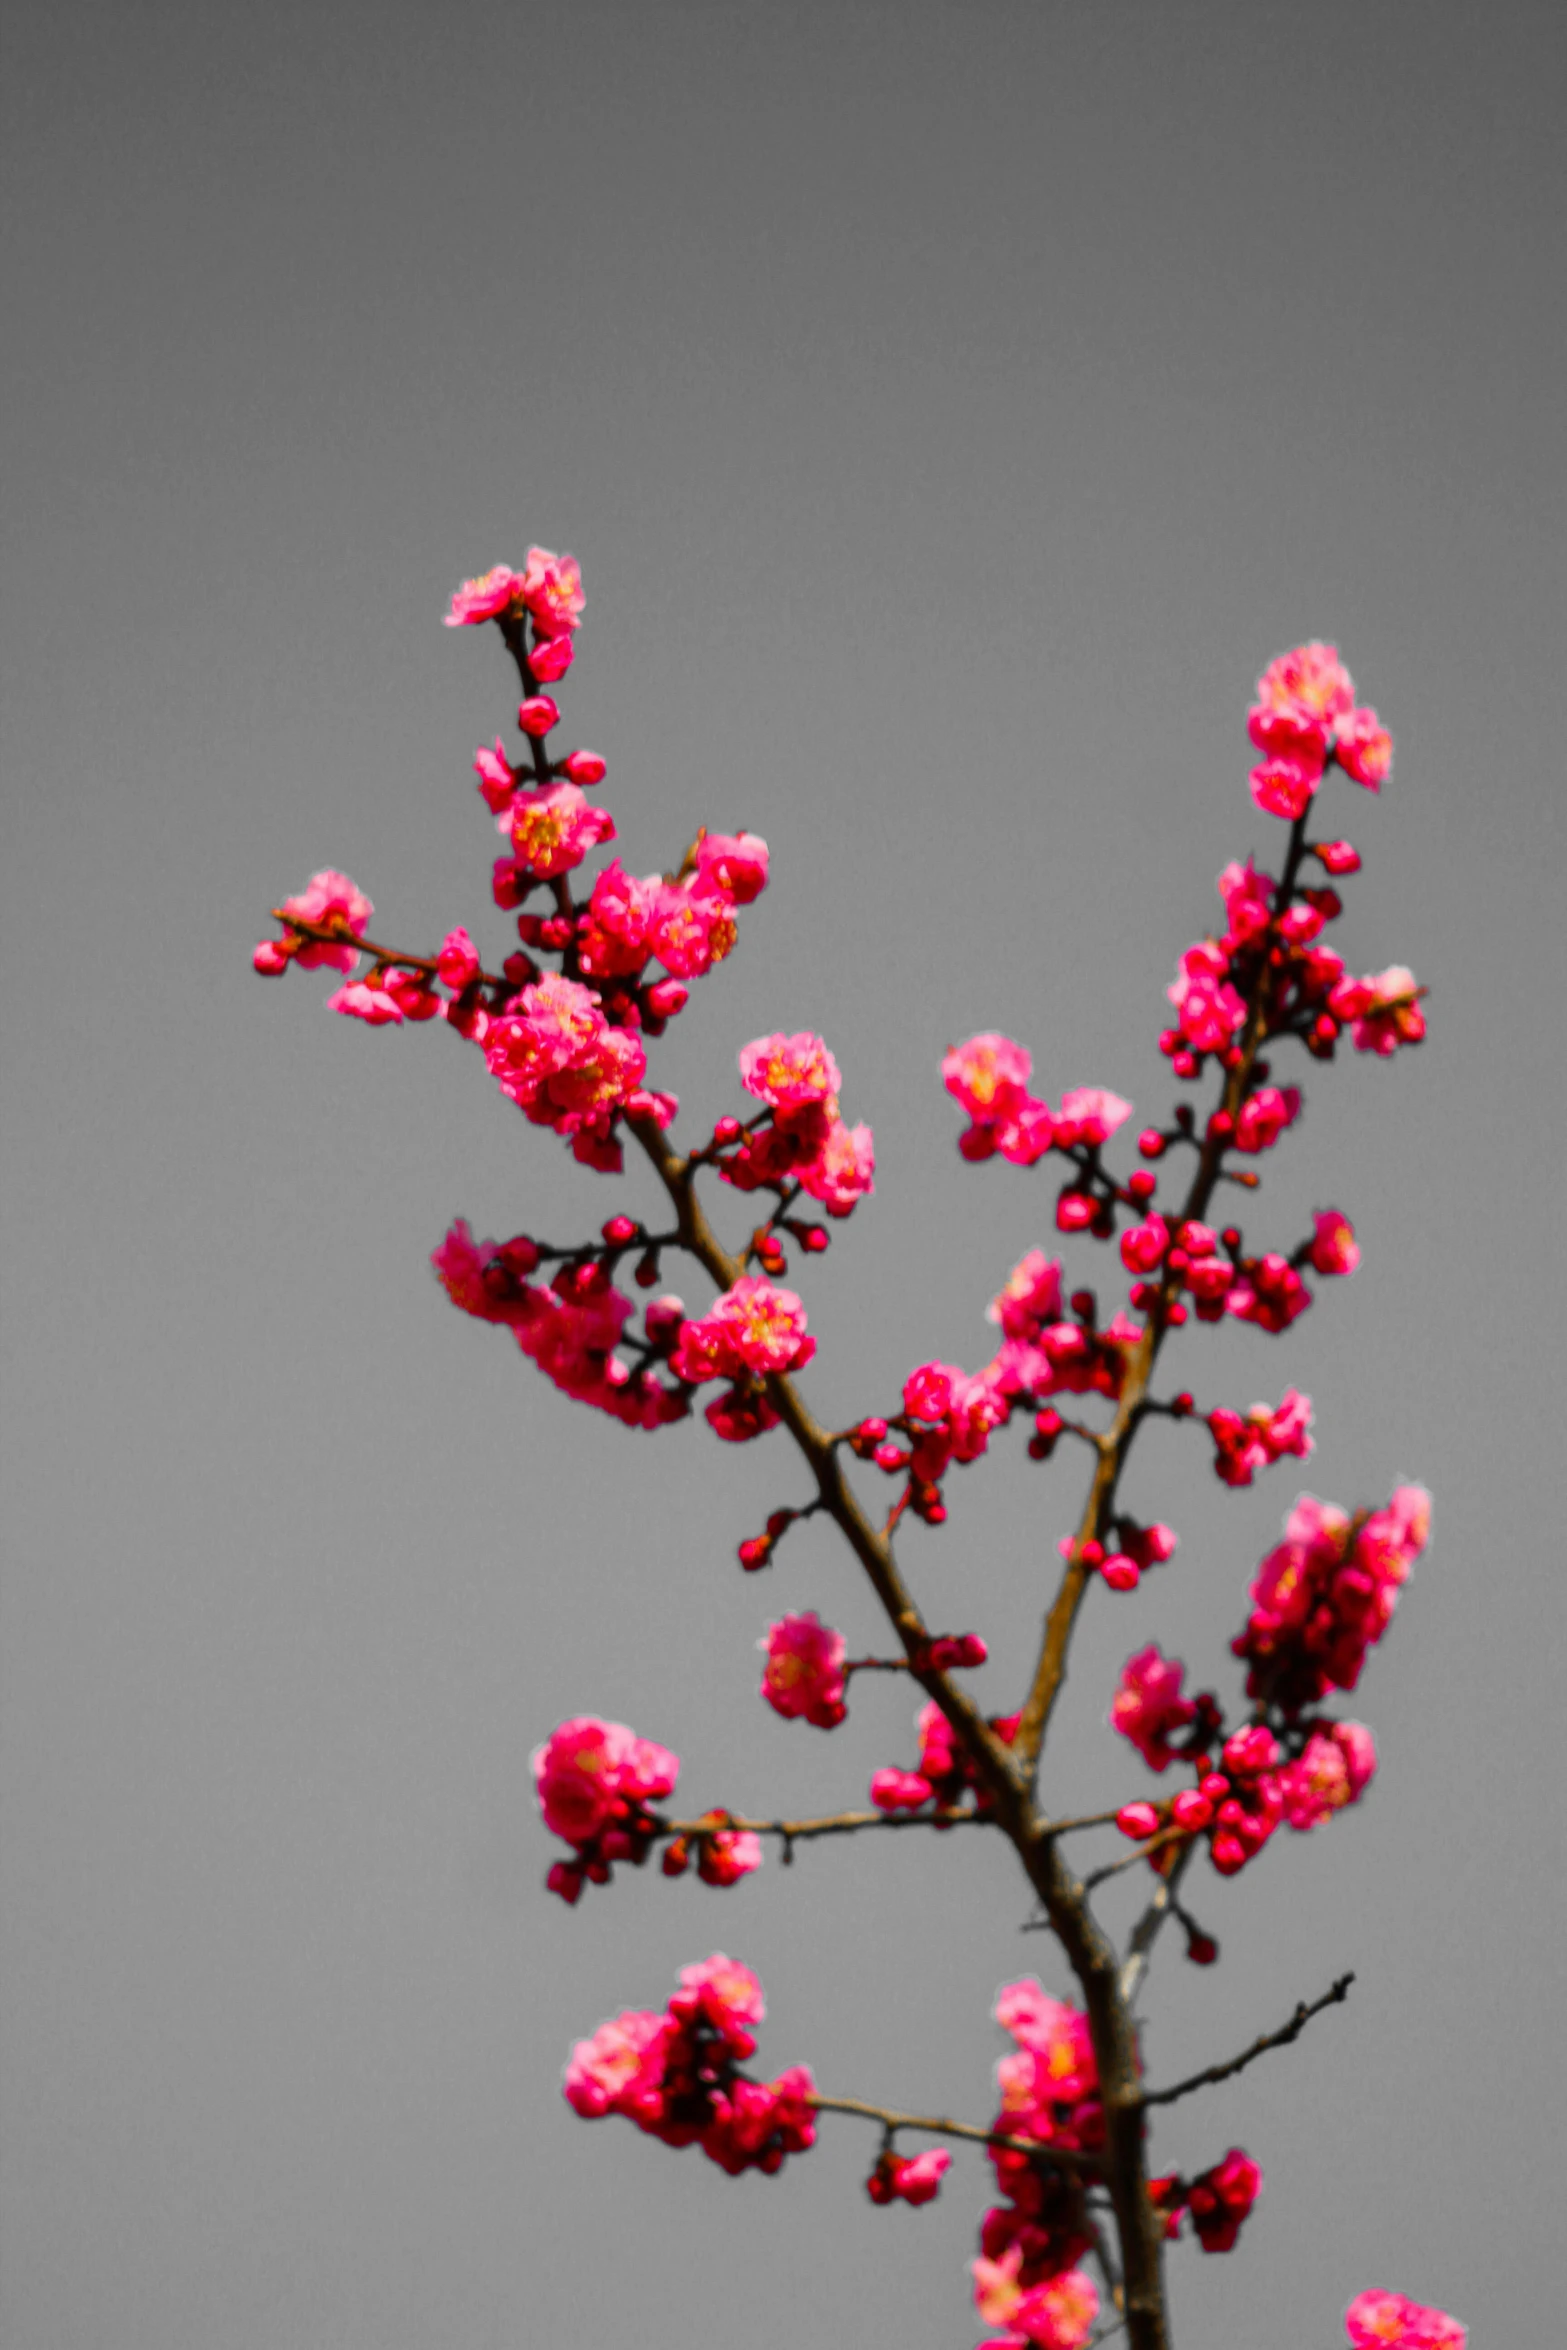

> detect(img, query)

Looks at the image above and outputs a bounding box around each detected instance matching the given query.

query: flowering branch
[254,558,1461,2350]
[1138,1972,1355,2109]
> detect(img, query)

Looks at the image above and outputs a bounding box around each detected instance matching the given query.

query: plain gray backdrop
[4,4,1563,2345]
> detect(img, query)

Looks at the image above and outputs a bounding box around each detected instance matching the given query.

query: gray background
[4,4,1563,2344]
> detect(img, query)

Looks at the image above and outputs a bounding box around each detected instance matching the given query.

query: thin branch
[1012,805,1316,1783]
[1117,1843,1193,2008]
[1083,1828,1186,1892]
[807,2092,1096,2172]
[653,1806,991,1843]
[1138,1973,1355,2108]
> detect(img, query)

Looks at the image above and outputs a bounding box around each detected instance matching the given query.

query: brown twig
[1137,1973,1355,2108]
[806,2092,1096,2172]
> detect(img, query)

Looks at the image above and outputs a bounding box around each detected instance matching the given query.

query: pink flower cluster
[533,1716,679,1903]
[564,1955,815,2177]
[445,546,585,637]
[1150,2148,1263,2251]
[1247,642,1392,820]
[709,1031,876,1219]
[845,1251,1147,1534]
[1110,1645,1202,1770]
[432,1218,691,1429]
[760,1611,848,1728]
[1329,965,1427,1057]
[566,837,768,987]
[1207,1388,1314,1488]
[479,972,677,1172]
[1233,1486,1432,1713]
[871,1700,1020,1816]
[943,1035,1131,1171]
[971,1981,1103,2348]
[671,1276,816,1441]
[1115,1661,1379,1878]
[1344,2290,1466,2347]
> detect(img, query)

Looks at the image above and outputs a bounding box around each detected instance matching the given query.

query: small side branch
[807,2092,1096,2172]
[654,1806,992,1844]
[1138,1972,1355,2108]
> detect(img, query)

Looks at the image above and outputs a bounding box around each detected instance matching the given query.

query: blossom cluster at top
[1246,641,1391,821]
[563,1954,816,2178]
[254,551,791,1180]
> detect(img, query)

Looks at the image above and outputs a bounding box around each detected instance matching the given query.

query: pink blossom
[647,885,738,978]
[973,2247,1098,2349]
[519,545,585,638]
[532,1716,680,1845]
[670,1952,765,2050]
[1249,642,1355,766]
[870,1766,934,1813]
[944,1033,1032,1121]
[1120,1213,1169,1275]
[1187,2147,1262,2251]
[1335,707,1394,790]
[695,830,770,903]
[1234,1486,1430,1713]
[697,1825,764,1885]
[797,1118,876,1215]
[1054,1087,1133,1148]
[1329,965,1426,1055]
[761,1612,848,1729]
[739,1032,842,1112]
[988,1251,1064,1341]
[444,564,525,628]
[436,926,481,991]
[252,938,291,975]
[866,2146,950,2205]
[672,1277,815,1382]
[1309,1209,1360,1275]
[517,693,560,738]
[326,977,404,1025]
[559,745,604,784]
[1110,1645,1197,1771]
[1248,754,1321,821]
[1167,943,1247,1051]
[530,632,576,684]
[563,2007,669,2119]
[1218,856,1277,947]
[474,738,520,813]
[993,1982,1098,2106]
[279,870,374,972]
[1226,1251,1312,1333]
[1233,1084,1301,1153]
[1208,1389,1314,1486]
[510,780,617,879]
[577,861,659,978]
[1278,1720,1377,1829]
[1344,2290,1466,2348]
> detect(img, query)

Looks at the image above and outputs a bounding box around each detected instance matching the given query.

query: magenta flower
[672,1276,815,1382]
[739,1031,843,1112]
[1110,1645,1197,1771]
[1309,1209,1360,1275]
[278,869,373,972]
[444,564,526,628]
[1335,706,1394,790]
[1344,2289,1466,2347]
[509,780,617,879]
[761,1611,848,1728]
[518,544,585,638]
